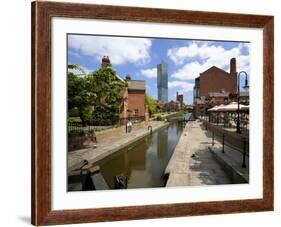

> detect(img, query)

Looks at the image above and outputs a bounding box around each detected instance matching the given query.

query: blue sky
[68,34,250,104]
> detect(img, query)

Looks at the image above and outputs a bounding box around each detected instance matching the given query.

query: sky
[68,34,250,104]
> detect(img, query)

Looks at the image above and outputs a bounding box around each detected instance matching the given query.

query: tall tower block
[157,62,168,102]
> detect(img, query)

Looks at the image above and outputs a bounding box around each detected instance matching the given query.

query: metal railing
[205,122,249,168]
[68,121,113,133]
[68,116,145,133]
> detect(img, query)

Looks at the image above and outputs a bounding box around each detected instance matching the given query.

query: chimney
[125,75,131,81]
[230,58,237,76]
[101,56,111,68]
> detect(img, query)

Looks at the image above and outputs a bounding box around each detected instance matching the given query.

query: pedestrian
[126,121,130,133]
[128,121,132,132]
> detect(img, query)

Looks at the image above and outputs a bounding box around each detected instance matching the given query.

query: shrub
[156,115,164,121]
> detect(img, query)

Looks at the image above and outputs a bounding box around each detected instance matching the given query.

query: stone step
[208,144,249,183]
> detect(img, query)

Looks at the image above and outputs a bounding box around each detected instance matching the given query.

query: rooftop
[240,91,249,97]
[127,80,146,91]
[208,91,230,98]
[200,65,230,76]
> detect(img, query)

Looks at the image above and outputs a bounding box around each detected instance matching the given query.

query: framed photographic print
[31,1,274,226]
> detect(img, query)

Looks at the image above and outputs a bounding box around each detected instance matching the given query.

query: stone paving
[209,143,249,183]
[68,120,168,172]
[165,120,232,187]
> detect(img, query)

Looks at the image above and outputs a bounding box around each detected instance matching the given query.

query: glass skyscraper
[157,62,168,102]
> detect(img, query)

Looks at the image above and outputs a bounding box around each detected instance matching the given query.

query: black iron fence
[68,116,145,133]
[68,121,113,133]
[209,112,249,130]
[204,121,249,168]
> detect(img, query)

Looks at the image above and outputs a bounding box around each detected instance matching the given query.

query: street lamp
[236,71,249,134]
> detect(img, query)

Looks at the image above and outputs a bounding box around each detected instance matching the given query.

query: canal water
[94,118,188,189]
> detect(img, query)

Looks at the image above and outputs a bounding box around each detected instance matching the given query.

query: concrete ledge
[165,120,232,187]
[88,122,168,163]
[68,121,169,172]
[208,146,249,183]
[164,124,190,176]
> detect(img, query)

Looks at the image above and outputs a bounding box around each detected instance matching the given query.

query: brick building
[165,100,181,112]
[193,58,237,116]
[124,75,146,119]
[101,56,147,123]
[119,77,146,122]
[207,91,230,105]
[176,92,184,110]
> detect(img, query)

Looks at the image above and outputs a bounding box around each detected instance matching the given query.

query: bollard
[114,175,128,189]
[222,134,225,153]
[212,132,214,146]
[148,125,152,134]
[242,139,247,168]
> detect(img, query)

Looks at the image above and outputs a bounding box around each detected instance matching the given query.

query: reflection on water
[94,121,184,189]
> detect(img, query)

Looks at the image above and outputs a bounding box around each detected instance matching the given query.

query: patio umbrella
[208,104,225,112]
[241,105,249,111]
[208,105,219,112]
[218,102,248,112]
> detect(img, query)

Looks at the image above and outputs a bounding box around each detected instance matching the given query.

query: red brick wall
[200,67,237,97]
[96,122,146,142]
[127,90,145,117]
[210,97,226,105]
[119,89,128,119]
[68,132,96,151]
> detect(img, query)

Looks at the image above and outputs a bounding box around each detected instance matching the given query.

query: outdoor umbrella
[241,105,249,111]
[218,102,247,112]
[208,104,225,112]
[208,105,219,112]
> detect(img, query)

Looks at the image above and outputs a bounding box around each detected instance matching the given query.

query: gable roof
[200,66,230,76]
[115,74,124,82]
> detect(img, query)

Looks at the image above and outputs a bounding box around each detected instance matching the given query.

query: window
[134,109,139,116]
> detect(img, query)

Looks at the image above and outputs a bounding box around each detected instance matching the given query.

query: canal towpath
[68,120,169,172]
[165,120,232,186]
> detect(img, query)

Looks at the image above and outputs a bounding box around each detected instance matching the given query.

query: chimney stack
[101,56,111,68]
[125,75,131,81]
[230,58,237,76]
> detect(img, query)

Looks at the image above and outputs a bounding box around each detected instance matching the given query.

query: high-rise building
[157,61,168,102]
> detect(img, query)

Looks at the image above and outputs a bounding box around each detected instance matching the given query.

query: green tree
[86,65,127,125]
[67,65,91,125]
[145,94,156,116]
[67,63,127,126]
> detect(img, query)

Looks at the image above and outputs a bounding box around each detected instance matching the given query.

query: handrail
[206,121,249,168]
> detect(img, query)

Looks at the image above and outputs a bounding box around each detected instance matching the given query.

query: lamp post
[236,71,249,134]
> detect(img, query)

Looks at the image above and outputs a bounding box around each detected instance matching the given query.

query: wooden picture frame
[31,1,274,225]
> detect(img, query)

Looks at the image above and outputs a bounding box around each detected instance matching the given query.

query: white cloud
[168,81,194,93]
[238,43,250,52]
[167,41,228,65]
[140,68,157,78]
[68,49,80,58]
[236,55,250,73]
[68,35,152,65]
[171,61,208,80]
[168,41,250,80]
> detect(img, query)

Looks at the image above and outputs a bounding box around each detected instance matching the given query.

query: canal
[94,116,189,189]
